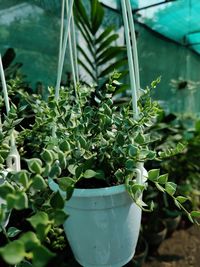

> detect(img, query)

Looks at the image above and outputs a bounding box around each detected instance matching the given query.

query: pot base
[75,252,135,267]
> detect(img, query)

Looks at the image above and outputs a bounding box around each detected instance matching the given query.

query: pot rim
[71,183,127,197]
[48,178,127,197]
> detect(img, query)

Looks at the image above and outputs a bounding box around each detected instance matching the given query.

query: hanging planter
[50,167,147,267]
[46,0,196,266]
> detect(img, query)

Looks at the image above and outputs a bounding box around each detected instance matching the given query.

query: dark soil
[143,225,200,267]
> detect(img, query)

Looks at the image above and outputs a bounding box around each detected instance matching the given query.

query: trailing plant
[0,154,68,266]
[1,73,199,266]
[160,118,200,210]
[16,73,199,222]
[74,0,127,88]
[143,111,200,231]
[0,108,69,266]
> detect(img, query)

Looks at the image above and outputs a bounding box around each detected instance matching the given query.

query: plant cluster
[17,74,197,218]
[1,74,200,266]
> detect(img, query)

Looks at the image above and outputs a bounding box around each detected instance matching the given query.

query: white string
[0,55,10,114]
[66,0,76,87]
[71,11,79,83]
[55,0,74,100]
[121,0,139,119]
[0,55,20,171]
[126,0,140,96]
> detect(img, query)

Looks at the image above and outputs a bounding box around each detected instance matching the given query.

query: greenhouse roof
[101,0,200,55]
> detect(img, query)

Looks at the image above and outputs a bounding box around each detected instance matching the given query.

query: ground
[143,225,200,267]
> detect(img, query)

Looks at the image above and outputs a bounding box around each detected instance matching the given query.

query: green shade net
[0,0,200,115]
[0,0,70,88]
[135,0,200,55]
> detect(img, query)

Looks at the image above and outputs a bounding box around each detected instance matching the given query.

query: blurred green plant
[74,0,127,89]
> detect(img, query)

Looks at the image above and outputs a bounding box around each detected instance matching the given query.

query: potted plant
[1,69,200,267]
[0,104,70,267]
[29,73,197,267]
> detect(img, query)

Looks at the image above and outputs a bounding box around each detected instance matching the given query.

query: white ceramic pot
[49,167,147,267]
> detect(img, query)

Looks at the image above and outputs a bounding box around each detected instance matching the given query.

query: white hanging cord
[71,11,79,83]
[55,0,74,100]
[0,55,21,171]
[57,0,65,83]
[126,0,140,96]
[66,0,77,87]
[121,0,139,119]
[0,55,10,115]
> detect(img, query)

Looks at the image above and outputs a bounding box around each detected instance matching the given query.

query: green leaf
[74,0,91,31]
[66,186,74,201]
[19,232,40,251]
[59,140,71,152]
[99,59,127,78]
[165,182,177,196]
[77,45,94,71]
[58,177,75,191]
[174,199,181,209]
[116,133,125,146]
[75,165,83,179]
[36,224,51,241]
[134,133,145,145]
[148,169,160,182]
[176,142,186,152]
[31,174,47,190]
[26,158,43,174]
[32,245,55,267]
[68,164,77,175]
[0,182,14,198]
[95,26,114,44]
[78,59,96,81]
[7,192,28,210]
[7,227,22,238]
[102,103,112,116]
[41,149,54,163]
[0,149,9,158]
[146,151,156,160]
[0,240,25,265]
[125,159,136,171]
[17,171,29,188]
[176,196,188,204]
[76,23,94,57]
[128,145,138,157]
[188,213,194,223]
[155,182,165,192]
[157,174,168,184]
[130,184,145,195]
[49,210,68,225]
[58,151,67,169]
[49,162,61,178]
[27,212,49,229]
[96,34,119,54]
[191,211,200,218]
[13,118,24,127]
[91,0,104,34]
[83,169,97,178]
[195,120,200,132]
[78,136,87,149]
[114,169,124,182]
[50,191,64,209]
[94,170,105,180]
[97,47,124,65]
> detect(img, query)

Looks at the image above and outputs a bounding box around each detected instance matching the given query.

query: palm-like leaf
[74,0,127,87]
